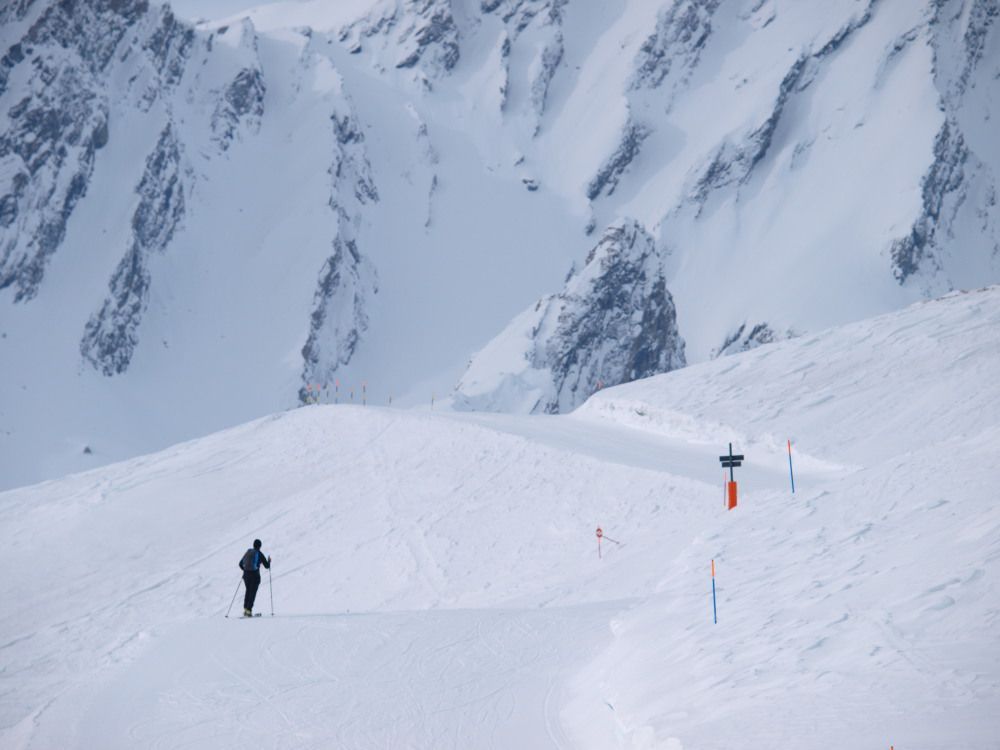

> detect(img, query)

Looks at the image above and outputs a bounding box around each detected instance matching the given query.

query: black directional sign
[718,443,743,481]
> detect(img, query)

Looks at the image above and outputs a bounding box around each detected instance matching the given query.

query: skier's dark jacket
[239,548,271,575]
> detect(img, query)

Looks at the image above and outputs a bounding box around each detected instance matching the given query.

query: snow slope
[2,285,998,748]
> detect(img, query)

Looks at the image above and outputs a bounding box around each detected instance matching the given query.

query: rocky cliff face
[339,0,460,85]
[80,124,186,375]
[455,219,685,413]
[209,20,265,151]
[300,84,379,399]
[0,0,138,301]
[1,0,379,381]
[889,0,1000,291]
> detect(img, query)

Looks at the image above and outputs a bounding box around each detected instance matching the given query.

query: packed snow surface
[2,286,999,748]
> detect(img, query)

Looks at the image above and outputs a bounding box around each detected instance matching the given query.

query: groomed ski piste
[2,286,998,749]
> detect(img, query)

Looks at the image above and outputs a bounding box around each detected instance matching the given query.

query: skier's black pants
[243,571,261,611]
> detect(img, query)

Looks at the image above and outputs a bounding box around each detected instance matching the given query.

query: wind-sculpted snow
[455,219,685,413]
[2,286,998,747]
[81,125,187,375]
[689,3,878,211]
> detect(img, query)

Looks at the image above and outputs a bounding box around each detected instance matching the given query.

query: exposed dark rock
[480,0,564,128]
[143,4,195,89]
[212,66,265,150]
[586,120,648,200]
[0,195,17,227]
[891,118,969,284]
[456,219,685,414]
[930,0,1000,102]
[0,0,199,301]
[297,89,381,394]
[330,107,379,205]
[689,1,877,208]
[714,322,782,357]
[81,125,186,375]
[528,31,562,130]
[632,0,720,92]
[394,0,460,73]
[491,0,566,35]
[0,64,108,300]
[299,227,376,401]
[498,33,511,111]
[27,0,149,76]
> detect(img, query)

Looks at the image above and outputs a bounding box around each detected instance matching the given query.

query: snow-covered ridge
[577,285,1000,467]
[2,284,997,747]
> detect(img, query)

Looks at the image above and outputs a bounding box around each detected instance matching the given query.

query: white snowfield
[2,287,998,749]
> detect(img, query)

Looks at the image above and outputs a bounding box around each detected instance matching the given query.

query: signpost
[718,443,743,510]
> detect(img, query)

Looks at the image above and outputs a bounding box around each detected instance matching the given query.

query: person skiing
[238,539,271,617]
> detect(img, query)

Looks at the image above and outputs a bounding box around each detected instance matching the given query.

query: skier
[238,539,271,617]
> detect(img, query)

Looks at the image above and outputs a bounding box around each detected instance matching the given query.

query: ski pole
[269,563,274,616]
[224,577,243,618]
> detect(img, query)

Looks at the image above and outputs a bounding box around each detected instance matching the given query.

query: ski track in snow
[55,606,619,750]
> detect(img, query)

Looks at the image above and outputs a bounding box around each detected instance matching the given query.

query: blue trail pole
[787,439,796,494]
[711,560,718,624]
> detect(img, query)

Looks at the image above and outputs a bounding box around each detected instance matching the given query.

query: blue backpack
[239,548,261,572]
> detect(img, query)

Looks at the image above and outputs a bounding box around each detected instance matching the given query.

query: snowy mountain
[455,218,686,413]
[1,0,999,488]
[2,285,997,748]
